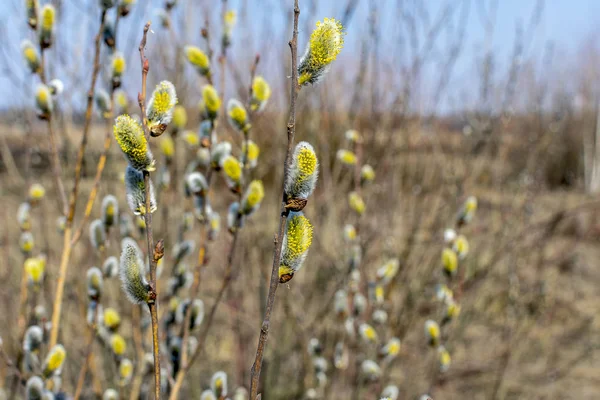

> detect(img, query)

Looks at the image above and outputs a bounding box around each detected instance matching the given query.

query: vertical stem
[249,1,300,398]
[137,22,162,400]
[48,10,107,349]
[73,304,98,400]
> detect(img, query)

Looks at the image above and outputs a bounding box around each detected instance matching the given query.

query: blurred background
[1,0,600,399]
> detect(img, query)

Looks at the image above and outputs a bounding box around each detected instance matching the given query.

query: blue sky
[0,0,598,112]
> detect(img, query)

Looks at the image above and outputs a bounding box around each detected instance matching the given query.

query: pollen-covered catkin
[185,45,210,76]
[172,105,187,131]
[35,84,53,117]
[24,257,44,284]
[20,231,34,254]
[119,358,133,384]
[441,247,458,277]
[250,75,271,112]
[146,80,178,136]
[424,319,441,347]
[110,52,126,88]
[241,139,260,168]
[222,155,243,192]
[285,141,319,201]
[39,4,55,49]
[21,40,40,73]
[114,114,155,171]
[279,212,313,283]
[241,180,264,215]
[201,85,220,120]
[42,344,66,377]
[298,18,345,86]
[119,238,150,304]
[227,99,250,133]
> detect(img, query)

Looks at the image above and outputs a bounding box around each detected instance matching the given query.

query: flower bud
[285,142,318,200]
[20,232,34,254]
[185,45,210,76]
[119,238,150,304]
[101,195,119,228]
[227,99,250,133]
[125,164,157,215]
[279,212,313,283]
[39,4,55,49]
[21,40,40,73]
[298,18,345,86]
[250,75,271,112]
[336,149,356,165]
[42,344,66,378]
[114,115,155,171]
[424,320,440,347]
[89,219,107,251]
[146,81,178,137]
[241,180,264,216]
[211,371,228,398]
[87,267,103,298]
[35,84,53,117]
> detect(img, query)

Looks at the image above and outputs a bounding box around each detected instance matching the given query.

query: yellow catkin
[245,180,264,208]
[29,183,45,200]
[24,258,44,283]
[348,192,365,215]
[222,156,242,182]
[337,149,356,165]
[252,76,271,102]
[442,248,458,275]
[229,105,247,126]
[308,18,345,68]
[41,5,54,30]
[172,105,187,129]
[297,147,317,176]
[224,10,236,27]
[112,55,125,75]
[202,85,220,114]
[160,135,175,157]
[24,47,37,63]
[111,334,126,355]
[46,345,66,372]
[242,140,260,161]
[103,308,121,329]
[285,215,313,259]
[185,46,209,70]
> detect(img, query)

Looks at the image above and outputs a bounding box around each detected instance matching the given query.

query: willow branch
[136,21,162,400]
[249,1,300,398]
[48,9,107,349]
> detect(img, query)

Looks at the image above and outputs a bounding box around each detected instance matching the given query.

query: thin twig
[73,304,99,400]
[137,21,163,400]
[71,13,122,246]
[48,10,107,349]
[249,1,300,398]
[38,28,67,215]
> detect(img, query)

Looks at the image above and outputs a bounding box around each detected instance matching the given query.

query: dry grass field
[1,1,600,399]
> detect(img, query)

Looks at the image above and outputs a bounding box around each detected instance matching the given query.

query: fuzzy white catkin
[125,164,157,215]
[119,238,150,304]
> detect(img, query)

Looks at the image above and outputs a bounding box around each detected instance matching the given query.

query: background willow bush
[1,0,600,399]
